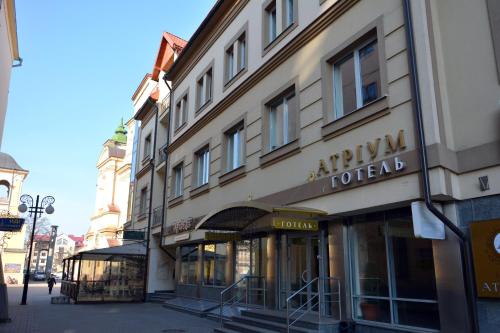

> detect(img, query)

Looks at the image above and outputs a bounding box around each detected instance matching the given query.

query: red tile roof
[34,234,50,242]
[152,31,188,81]
[68,235,84,247]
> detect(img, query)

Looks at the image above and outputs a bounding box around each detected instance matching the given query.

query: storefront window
[350,210,440,330]
[203,243,227,286]
[180,245,198,284]
[235,238,268,282]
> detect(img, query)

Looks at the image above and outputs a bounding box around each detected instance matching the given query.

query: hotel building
[135,0,500,332]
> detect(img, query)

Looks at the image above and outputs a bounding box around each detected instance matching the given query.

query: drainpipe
[159,79,176,263]
[402,1,479,332]
[142,100,159,302]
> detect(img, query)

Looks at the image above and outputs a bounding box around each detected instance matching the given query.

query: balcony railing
[159,94,170,116]
[152,207,163,227]
[156,143,168,166]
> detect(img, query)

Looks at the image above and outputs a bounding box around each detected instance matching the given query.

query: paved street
[0,283,217,333]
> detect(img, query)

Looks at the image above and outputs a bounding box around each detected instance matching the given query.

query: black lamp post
[18,195,55,305]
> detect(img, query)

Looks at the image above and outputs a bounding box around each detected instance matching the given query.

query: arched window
[0,180,10,201]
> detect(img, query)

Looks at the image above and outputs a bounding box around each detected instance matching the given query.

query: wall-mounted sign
[309,130,407,188]
[0,217,25,231]
[272,217,318,231]
[204,232,241,242]
[470,219,500,298]
[4,263,22,273]
[174,233,190,242]
[123,230,145,240]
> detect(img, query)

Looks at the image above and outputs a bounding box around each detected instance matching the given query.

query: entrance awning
[194,201,327,232]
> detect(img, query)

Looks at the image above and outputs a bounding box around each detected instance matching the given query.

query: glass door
[280,234,320,311]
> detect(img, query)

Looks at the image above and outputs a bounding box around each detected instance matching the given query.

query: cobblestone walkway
[0,284,217,333]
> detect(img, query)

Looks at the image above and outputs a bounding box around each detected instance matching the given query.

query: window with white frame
[225,29,247,84]
[332,37,380,119]
[172,163,184,198]
[349,210,440,330]
[196,67,212,111]
[284,0,294,28]
[194,146,210,187]
[267,88,297,152]
[225,123,245,172]
[174,93,188,130]
[143,134,151,160]
[265,1,277,45]
[139,187,147,215]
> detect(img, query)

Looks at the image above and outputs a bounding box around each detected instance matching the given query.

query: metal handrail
[286,277,342,333]
[220,275,266,325]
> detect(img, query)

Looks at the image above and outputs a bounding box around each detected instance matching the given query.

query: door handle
[301,270,308,283]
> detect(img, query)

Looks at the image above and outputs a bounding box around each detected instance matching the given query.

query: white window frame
[195,148,210,187]
[197,68,212,110]
[226,127,244,172]
[332,37,378,120]
[173,164,184,198]
[285,0,294,28]
[268,93,293,151]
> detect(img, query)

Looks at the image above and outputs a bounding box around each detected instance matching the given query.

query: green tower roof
[111,118,127,144]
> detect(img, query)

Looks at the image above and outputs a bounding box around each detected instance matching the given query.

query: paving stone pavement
[0,284,218,333]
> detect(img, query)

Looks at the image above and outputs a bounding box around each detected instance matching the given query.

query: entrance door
[280,234,321,311]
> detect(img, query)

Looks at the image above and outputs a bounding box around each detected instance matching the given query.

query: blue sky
[3,0,215,236]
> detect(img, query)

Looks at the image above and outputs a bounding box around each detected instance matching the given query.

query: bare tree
[24,216,52,249]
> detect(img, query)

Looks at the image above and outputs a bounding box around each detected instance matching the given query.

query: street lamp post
[18,195,55,305]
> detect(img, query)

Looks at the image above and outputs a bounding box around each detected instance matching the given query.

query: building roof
[166,0,227,81]
[68,235,84,247]
[34,234,50,242]
[152,31,188,81]
[110,118,127,144]
[131,73,152,101]
[4,0,20,62]
[0,152,27,171]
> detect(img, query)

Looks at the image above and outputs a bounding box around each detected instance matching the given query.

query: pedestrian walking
[47,275,57,295]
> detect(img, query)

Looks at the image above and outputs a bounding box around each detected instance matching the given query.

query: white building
[84,120,135,250]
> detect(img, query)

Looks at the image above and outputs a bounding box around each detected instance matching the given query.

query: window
[224,25,248,86]
[332,38,380,119]
[284,0,294,28]
[0,180,9,201]
[139,187,147,215]
[180,245,198,284]
[266,87,297,152]
[203,243,227,286]
[225,123,245,172]
[196,67,213,111]
[265,1,277,45]
[174,93,188,130]
[143,134,151,160]
[40,259,46,264]
[172,163,184,198]
[349,210,440,330]
[194,147,210,187]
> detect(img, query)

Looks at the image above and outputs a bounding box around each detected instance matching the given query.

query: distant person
[47,275,57,295]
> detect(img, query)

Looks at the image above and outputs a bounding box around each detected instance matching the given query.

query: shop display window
[203,243,227,286]
[180,245,198,284]
[349,210,440,330]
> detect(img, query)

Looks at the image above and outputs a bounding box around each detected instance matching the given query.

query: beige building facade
[129,0,500,332]
[0,0,21,149]
[127,32,187,294]
[0,153,28,285]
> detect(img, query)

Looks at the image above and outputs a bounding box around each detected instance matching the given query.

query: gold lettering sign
[470,219,500,298]
[313,129,407,178]
[272,217,318,231]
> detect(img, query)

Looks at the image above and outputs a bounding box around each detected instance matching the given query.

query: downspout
[142,100,158,302]
[402,1,479,332]
[159,78,176,264]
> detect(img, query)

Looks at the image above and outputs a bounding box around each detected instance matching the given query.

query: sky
[3,0,216,236]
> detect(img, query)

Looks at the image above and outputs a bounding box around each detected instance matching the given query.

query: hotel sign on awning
[0,217,25,231]
[272,217,318,231]
[470,219,500,298]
